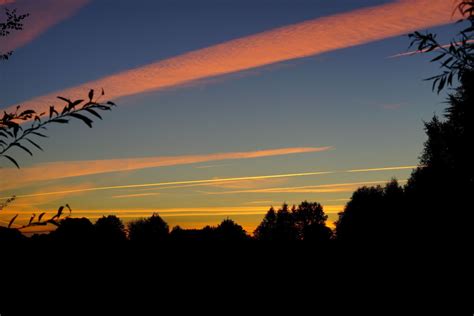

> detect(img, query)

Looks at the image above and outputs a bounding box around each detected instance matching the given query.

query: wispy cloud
[3,0,458,114]
[1,0,90,52]
[201,180,407,195]
[347,166,415,173]
[111,192,161,199]
[0,0,15,5]
[1,166,415,200]
[389,40,474,58]
[0,146,331,190]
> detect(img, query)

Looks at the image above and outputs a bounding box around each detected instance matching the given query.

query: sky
[0,0,462,233]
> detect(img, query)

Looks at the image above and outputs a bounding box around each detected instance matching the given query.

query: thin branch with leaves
[408,1,474,93]
[0,88,116,168]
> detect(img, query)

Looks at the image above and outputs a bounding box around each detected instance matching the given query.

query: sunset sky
[0,0,460,233]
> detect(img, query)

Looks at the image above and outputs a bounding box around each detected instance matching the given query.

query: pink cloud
[2,0,459,115]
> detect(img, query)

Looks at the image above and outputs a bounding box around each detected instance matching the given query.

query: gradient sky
[0,0,461,233]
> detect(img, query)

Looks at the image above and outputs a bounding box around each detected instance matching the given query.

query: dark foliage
[335,1,474,242]
[128,213,169,242]
[0,89,116,169]
[48,217,95,242]
[170,219,250,242]
[254,202,332,241]
[0,226,26,242]
[95,215,127,242]
[335,180,405,242]
[0,8,29,60]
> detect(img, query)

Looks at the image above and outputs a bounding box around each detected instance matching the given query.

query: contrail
[1,165,417,199]
[0,146,332,190]
[389,40,474,58]
[2,0,459,114]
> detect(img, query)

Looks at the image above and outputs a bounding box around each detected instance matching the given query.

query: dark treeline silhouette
[0,203,333,243]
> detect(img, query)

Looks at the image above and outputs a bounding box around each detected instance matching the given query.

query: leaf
[69,113,93,128]
[65,204,72,215]
[57,206,64,218]
[49,106,58,119]
[38,212,46,222]
[28,214,35,226]
[25,138,43,151]
[8,214,18,228]
[52,118,69,124]
[70,99,84,108]
[19,109,35,117]
[1,155,20,168]
[57,96,71,104]
[12,143,33,156]
[32,131,48,138]
[431,53,446,62]
[437,76,446,94]
[85,108,102,120]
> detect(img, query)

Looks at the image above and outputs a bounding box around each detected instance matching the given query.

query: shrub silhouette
[49,217,95,243]
[0,226,26,242]
[95,215,127,242]
[128,213,169,242]
[214,218,249,241]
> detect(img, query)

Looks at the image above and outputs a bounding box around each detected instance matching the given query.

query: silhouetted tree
[49,217,95,242]
[255,202,331,241]
[170,226,206,241]
[214,218,249,241]
[274,203,298,241]
[293,201,332,241]
[95,215,127,242]
[128,213,169,242]
[253,206,277,241]
[335,180,405,242]
[404,0,474,240]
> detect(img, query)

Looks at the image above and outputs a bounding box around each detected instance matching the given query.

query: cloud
[201,180,407,195]
[389,40,474,58]
[0,0,90,52]
[347,166,415,173]
[205,178,287,190]
[111,192,161,199]
[2,0,459,114]
[0,0,15,5]
[0,146,331,190]
[1,166,415,200]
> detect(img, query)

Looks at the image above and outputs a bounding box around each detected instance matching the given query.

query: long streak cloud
[1,165,417,200]
[3,0,459,114]
[0,147,332,190]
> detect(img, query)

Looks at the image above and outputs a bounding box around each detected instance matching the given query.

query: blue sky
[0,0,461,232]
